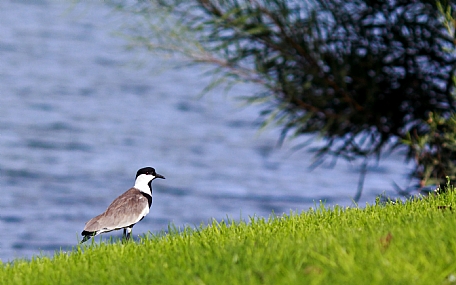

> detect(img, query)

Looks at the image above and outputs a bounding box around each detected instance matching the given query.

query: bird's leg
[123,227,132,240]
[126,227,132,239]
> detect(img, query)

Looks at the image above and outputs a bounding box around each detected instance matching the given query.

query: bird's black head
[136,167,165,180]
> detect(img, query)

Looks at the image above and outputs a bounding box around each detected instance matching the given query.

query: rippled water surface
[0,0,413,261]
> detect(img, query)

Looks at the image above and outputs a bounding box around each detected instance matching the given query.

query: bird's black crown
[136,167,165,180]
[136,167,157,178]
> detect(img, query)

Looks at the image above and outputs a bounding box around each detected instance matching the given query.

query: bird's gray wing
[83,188,150,233]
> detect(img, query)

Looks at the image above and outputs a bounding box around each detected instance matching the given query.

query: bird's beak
[155,173,165,179]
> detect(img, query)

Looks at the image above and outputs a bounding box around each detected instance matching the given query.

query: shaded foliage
[402,2,456,189]
[404,113,456,188]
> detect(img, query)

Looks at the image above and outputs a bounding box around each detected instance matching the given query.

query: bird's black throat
[141,191,152,208]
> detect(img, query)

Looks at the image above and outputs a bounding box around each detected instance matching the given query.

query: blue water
[0,0,414,261]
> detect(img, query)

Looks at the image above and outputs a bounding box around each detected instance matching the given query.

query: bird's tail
[80,231,96,244]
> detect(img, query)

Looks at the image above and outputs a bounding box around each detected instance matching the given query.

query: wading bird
[81,167,165,243]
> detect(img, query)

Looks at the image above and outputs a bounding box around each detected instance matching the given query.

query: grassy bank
[2,190,456,284]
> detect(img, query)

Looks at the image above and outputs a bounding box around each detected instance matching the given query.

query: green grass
[3,190,456,284]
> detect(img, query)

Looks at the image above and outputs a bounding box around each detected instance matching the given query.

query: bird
[80,167,165,243]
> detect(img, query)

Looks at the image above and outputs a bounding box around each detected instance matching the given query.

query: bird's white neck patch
[134,174,154,195]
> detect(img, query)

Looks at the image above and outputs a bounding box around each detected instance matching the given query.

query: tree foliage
[403,113,456,188]
[114,0,456,189]
[402,2,456,189]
